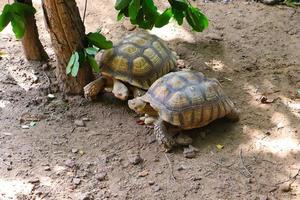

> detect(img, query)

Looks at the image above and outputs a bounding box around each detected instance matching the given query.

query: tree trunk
[42,0,94,94]
[19,0,49,61]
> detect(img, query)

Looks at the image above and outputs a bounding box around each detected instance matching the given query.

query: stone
[279,182,292,192]
[127,151,142,165]
[183,145,199,159]
[73,178,81,185]
[65,159,76,168]
[74,120,85,127]
[96,172,107,181]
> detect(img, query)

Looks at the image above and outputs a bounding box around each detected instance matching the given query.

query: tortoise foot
[83,77,106,101]
[154,120,176,151]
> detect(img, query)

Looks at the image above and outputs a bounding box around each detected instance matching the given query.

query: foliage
[284,0,300,6]
[0,2,36,39]
[66,31,113,77]
[115,0,209,32]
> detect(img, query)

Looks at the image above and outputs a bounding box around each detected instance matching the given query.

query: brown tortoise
[84,32,177,100]
[128,70,239,150]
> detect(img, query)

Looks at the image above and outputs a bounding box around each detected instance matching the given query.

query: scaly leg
[154,119,177,151]
[84,76,107,100]
[112,79,129,100]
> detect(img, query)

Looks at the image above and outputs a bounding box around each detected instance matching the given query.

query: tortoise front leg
[84,76,107,100]
[112,79,129,100]
[154,119,177,152]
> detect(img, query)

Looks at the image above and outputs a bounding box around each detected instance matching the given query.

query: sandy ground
[0,0,300,199]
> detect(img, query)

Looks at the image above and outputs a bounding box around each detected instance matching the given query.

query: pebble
[96,172,107,181]
[138,170,149,177]
[21,125,30,129]
[28,178,40,184]
[74,120,85,127]
[279,182,292,192]
[80,193,94,200]
[82,117,91,121]
[65,159,76,168]
[127,151,142,165]
[44,166,51,171]
[73,178,81,185]
[153,185,161,192]
[148,181,155,186]
[47,94,56,100]
[72,148,79,153]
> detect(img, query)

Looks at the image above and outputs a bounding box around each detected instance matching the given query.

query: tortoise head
[128,97,147,114]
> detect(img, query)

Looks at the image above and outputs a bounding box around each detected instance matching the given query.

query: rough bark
[19,0,49,61]
[42,0,94,94]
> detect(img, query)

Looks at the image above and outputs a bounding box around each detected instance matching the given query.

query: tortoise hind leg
[154,119,177,152]
[225,108,240,122]
[84,76,107,100]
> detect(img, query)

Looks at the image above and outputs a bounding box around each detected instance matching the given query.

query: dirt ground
[0,0,300,199]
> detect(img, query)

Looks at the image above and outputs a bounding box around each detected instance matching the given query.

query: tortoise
[84,32,177,100]
[128,70,239,150]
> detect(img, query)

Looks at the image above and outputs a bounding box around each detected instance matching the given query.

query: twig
[212,160,236,169]
[275,168,300,186]
[239,148,253,177]
[83,0,88,24]
[164,153,176,182]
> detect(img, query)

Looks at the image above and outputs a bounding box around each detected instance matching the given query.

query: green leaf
[297,89,300,95]
[169,0,188,11]
[129,0,140,21]
[85,47,98,56]
[30,121,37,127]
[86,32,113,49]
[0,4,12,31]
[155,8,173,28]
[142,0,158,24]
[66,52,76,74]
[11,2,36,16]
[87,56,100,73]
[71,52,80,77]
[186,6,208,32]
[11,14,25,39]
[172,8,184,25]
[117,10,125,21]
[115,0,131,10]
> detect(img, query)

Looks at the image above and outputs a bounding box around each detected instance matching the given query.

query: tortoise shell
[143,71,236,130]
[100,32,177,90]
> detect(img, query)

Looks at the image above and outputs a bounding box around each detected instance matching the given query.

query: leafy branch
[66,31,113,77]
[115,0,209,32]
[0,2,36,39]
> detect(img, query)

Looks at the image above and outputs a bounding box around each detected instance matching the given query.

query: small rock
[7,166,12,171]
[80,193,94,200]
[65,159,76,168]
[177,165,186,171]
[96,172,107,181]
[21,125,30,129]
[72,148,79,153]
[148,181,155,185]
[177,59,185,69]
[74,120,85,127]
[73,178,81,185]
[47,94,56,100]
[279,182,292,192]
[183,145,199,159]
[127,151,142,165]
[153,185,161,192]
[28,178,40,184]
[138,170,149,177]
[82,117,91,121]
[44,166,51,171]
